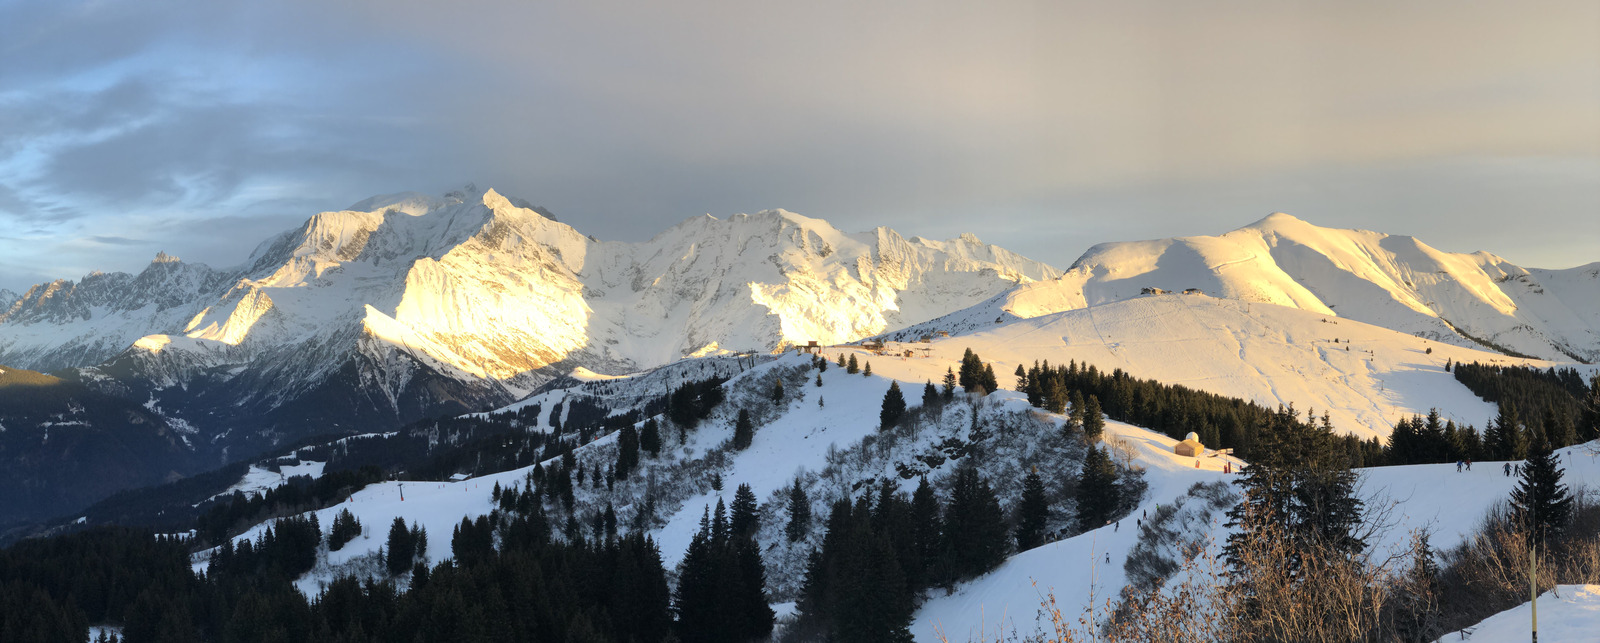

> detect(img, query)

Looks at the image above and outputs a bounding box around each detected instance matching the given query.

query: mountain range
[0,186,1594,525]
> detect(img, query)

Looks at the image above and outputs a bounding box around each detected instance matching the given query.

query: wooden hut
[1174,431,1204,457]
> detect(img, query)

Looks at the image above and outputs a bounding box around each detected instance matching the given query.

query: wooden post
[1530,539,1537,642]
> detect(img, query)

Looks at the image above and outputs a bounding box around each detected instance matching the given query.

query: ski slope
[1437,585,1600,642]
[869,293,1544,440]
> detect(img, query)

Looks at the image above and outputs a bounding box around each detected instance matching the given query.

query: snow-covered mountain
[0,186,1058,443]
[980,213,1600,362]
[0,253,230,373]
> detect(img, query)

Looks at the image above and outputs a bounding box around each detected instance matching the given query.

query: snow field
[1437,584,1600,642]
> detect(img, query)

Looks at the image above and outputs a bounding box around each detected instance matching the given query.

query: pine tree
[1492,401,1527,460]
[1581,373,1600,442]
[863,360,873,377]
[616,424,641,478]
[847,354,860,374]
[942,464,1008,581]
[816,372,823,387]
[941,368,956,401]
[1510,441,1574,545]
[732,408,754,450]
[880,381,907,430]
[772,378,786,404]
[1015,364,1028,390]
[838,353,847,369]
[786,478,811,542]
[328,508,362,552]
[640,418,661,456]
[922,380,938,408]
[384,517,414,576]
[1393,532,1442,642]
[1082,394,1105,440]
[909,475,941,583]
[1075,446,1120,532]
[981,363,998,393]
[958,348,983,391]
[731,483,759,539]
[1014,468,1050,551]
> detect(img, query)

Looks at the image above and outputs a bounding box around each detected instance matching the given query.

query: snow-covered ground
[911,439,1600,642]
[204,461,326,505]
[1437,584,1600,642]
[873,294,1547,440]
[995,212,1600,363]
[188,291,1598,638]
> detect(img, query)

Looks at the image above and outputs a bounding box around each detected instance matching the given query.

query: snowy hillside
[879,293,1543,440]
[976,213,1599,363]
[912,433,1600,643]
[1438,584,1600,642]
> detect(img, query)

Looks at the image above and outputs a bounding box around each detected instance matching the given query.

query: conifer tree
[863,360,873,376]
[1015,364,1028,390]
[880,381,907,430]
[958,348,983,391]
[816,372,823,387]
[640,418,661,456]
[1015,468,1050,551]
[1082,394,1105,440]
[1581,373,1600,442]
[1075,446,1120,532]
[385,517,414,576]
[847,354,860,374]
[771,378,785,404]
[941,368,957,401]
[922,380,938,408]
[328,508,362,552]
[981,363,998,393]
[909,475,941,582]
[1492,401,1527,460]
[942,464,1007,581]
[732,408,754,450]
[1510,441,1574,545]
[615,424,641,478]
[786,478,811,542]
[731,483,759,539]
[838,353,847,369]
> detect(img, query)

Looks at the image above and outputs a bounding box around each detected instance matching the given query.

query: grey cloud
[0,0,1595,291]
[87,235,150,246]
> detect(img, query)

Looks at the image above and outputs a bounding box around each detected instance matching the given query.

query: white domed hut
[1175,431,1204,457]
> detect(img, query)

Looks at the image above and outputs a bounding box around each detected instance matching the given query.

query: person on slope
[1466,459,1471,471]
[1456,461,1463,473]
[1504,462,1512,477]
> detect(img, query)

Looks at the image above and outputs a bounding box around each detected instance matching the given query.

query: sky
[1,0,1597,293]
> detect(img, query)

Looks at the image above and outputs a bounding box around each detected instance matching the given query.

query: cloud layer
[1,0,1596,291]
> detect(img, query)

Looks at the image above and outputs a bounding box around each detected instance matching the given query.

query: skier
[1504,462,1511,477]
[1466,459,1471,471]
[1456,461,1462,473]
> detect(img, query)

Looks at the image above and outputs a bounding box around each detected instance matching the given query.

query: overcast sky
[2,0,1597,293]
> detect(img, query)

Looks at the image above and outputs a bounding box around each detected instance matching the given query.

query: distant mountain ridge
[0,185,1060,447]
[976,213,1598,362]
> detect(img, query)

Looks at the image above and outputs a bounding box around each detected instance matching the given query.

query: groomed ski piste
[192,295,1599,640]
[1434,585,1600,642]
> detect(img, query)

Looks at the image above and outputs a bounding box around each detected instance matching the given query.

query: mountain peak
[1247,212,1309,229]
[151,251,181,264]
